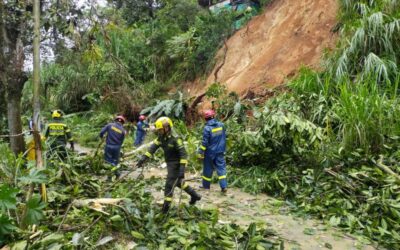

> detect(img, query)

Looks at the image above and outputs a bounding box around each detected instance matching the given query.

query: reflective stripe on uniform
[48,123,66,128]
[200,145,206,150]
[145,152,152,158]
[111,126,122,134]
[180,159,188,164]
[48,123,66,136]
[218,175,226,180]
[202,176,211,182]
[182,182,188,189]
[153,139,161,146]
[211,127,223,133]
[49,132,65,136]
[165,197,173,201]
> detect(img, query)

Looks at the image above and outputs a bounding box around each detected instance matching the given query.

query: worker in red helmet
[100,115,127,171]
[134,115,149,147]
[197,110,228,193]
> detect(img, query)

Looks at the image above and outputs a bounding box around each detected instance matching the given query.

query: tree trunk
[1,2,27,155]
[7,82,25,154]
[6,35,26,154]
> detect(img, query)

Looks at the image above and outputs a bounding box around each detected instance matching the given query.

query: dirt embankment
[189,0,339,96]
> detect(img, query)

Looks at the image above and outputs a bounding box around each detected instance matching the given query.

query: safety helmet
[115,115,126,124]
[154,117,173,130]
[51,110,62,118]
[203,109,216,120]
[139,115,146,121]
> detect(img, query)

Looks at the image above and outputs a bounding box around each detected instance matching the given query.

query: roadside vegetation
[0,0,399,248]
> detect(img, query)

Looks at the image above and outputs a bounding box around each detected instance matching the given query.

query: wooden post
[32,0,47,202]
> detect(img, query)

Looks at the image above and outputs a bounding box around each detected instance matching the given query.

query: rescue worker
[134,115,149,147]
[45,110,74,160]
[198,110,228,193]
[137,117,201,213]
[99,115,127,168]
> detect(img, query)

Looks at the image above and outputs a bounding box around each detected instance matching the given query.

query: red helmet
[139,115,146,121]
[204,110,216,119]
[115,115,126,124]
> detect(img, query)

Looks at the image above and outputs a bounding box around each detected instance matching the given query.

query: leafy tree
[0,0,31,154]
[111,0,162,25]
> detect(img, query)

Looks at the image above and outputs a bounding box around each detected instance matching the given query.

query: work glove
[179,165,185,178]
[70,142,75,151]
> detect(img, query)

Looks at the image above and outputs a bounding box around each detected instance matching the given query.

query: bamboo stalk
[376,155,400,183]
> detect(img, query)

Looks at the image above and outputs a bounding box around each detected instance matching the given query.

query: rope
[0,130,32,138]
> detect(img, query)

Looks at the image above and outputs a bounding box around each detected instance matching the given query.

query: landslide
[191,0,339,95]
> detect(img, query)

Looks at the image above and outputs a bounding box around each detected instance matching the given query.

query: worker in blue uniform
[198,110,228,193]
[100,115,127,167]
[134,115,149,147]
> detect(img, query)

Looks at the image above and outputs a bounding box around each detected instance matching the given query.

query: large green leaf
[22,195,46,226]
[18,168,47,185]
[0,213,18,237]
[0,184,19,211]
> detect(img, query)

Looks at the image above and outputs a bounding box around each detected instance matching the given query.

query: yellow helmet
[51,110,62,118]
[154,117,173,130]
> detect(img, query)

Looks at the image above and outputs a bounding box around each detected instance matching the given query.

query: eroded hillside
[190,0,338,96]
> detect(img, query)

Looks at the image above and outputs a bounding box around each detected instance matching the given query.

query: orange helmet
[204,110,216,120]
[115,115,126,124]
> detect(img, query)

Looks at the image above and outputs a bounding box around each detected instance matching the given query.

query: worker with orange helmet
[137,117,201,213]
[100,115,127,167]
[198,109,228,193]
[134,115,149,147]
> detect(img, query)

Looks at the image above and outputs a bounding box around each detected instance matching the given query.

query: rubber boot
[185,187,202,205]
[162,201,171,213]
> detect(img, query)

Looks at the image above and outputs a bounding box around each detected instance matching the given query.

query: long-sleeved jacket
[45,118,73,144]
[100,122,126,146]
[198,119,226,156]
[143,134,188,173]
[134,121,148,145]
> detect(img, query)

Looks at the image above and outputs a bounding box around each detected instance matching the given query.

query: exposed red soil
[187,0,339,97]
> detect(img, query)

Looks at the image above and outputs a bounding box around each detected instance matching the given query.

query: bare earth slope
[195,0,338,95]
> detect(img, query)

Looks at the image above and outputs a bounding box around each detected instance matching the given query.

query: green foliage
[32,0,239,114]
[230,94,324,167]
[205,82,249,121]
[0,145,282,248]
[22,195,46,226]
[332,80,400,153]
[333,3,400,84]
[0,214,18,240]
[141,92,186,119]
[225,1,400,248]
[18,168,48,185]
[230,155,400,248]
[0,184,18,211]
